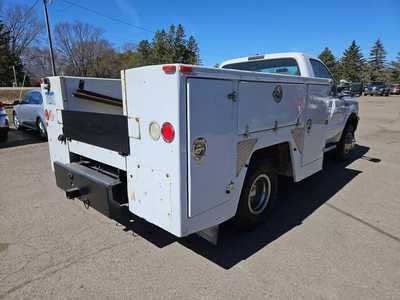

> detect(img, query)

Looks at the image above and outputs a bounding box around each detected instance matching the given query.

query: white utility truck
[41,52,359,243]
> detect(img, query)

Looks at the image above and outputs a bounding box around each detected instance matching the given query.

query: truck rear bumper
[54,161,126,219]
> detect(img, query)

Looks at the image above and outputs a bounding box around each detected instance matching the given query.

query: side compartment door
[302,84,329,166]
[187,78,235,218]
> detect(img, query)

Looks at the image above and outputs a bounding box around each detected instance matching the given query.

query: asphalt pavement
[0,96,399,299]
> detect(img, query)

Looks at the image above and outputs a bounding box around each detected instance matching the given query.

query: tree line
[318,40,400,83]
[1,3,399,86]
[0,4,200,86]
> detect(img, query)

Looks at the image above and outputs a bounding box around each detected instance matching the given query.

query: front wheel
[336,125,356,161]
[235,161,277,230]
[13,112,21,130]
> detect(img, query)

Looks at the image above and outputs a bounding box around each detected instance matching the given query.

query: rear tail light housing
[179,65,193,73]
[44,109,49,121]
[162,65,177,73]
[162,65,193,74]
[161,122,175,143]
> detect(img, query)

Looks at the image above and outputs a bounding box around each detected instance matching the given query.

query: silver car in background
[0,101,9,142]
[13,89,47,139]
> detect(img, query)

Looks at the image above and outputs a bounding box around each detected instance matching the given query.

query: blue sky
[14,0,400,66]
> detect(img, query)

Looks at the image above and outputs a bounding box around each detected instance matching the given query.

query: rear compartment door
[187,78,235,218]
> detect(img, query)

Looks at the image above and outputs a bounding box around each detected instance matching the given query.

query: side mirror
[13,100,20,106]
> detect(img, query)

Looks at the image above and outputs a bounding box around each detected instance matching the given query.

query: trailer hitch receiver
[65,187,81,199]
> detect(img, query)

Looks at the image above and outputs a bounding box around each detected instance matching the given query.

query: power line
[0,0,40,19]
[59,0,154,33]
[24,0,41,18]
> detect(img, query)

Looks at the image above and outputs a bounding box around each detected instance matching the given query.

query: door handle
[306,118,312,133]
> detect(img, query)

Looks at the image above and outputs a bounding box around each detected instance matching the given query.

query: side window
[310,59,333,79]
[21,93,31,104]
[30,92,43,105]
[222,58,301,76]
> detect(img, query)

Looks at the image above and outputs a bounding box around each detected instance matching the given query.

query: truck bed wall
[42,76,126,171]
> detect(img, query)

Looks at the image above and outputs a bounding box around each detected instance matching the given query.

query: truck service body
[42,53,359,242]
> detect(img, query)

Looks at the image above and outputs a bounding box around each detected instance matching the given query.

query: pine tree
[368,38,387,81]
[151,29,172,64]
[337,40,364,82]
[318,47,338,80]
[134,24,200,66]
[173,24,186,62]
[0,21,24,86]
[136,40,152,66]
[185,36,200,65]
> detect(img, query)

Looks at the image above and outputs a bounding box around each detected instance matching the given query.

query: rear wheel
[336,125,356,161]
[13,112,21,130]
[37,118,47,139]
[235,161,277,230]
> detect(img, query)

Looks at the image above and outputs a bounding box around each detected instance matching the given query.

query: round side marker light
[149,121,161,141]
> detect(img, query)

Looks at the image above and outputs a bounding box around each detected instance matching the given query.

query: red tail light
[179,65,193,73]
[0,102,4,109]
[44,109,49,121]
[161,122,175,143]
[162,65,177,73]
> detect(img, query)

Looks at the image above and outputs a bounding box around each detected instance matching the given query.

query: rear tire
[37,118,47,140]
[336,125,356,161]
[235,161,277,230]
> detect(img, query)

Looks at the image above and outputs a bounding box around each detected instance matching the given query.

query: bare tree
[54,21,120,78]
[23,46,66,82]
[2,3,43,57]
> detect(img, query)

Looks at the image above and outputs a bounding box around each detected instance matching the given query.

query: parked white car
[0,101,9,142]
[13,89,47,139]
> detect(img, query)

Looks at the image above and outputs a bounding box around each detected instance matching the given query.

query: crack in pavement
[325,202,400,243]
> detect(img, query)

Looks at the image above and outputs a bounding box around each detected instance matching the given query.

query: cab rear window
[222,58,301,76]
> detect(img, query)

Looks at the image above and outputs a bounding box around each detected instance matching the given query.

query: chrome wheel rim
[344,131,355,154]
[38,120,46,137]
[248,174,271,215]
[13,114,19,128]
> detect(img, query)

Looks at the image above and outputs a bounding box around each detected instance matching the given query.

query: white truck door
[302,84,329,166]
[187,78,235,218]
[326,97,347,140]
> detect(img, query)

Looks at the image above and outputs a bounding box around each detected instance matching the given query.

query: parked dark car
[350,82,363,96]
[337,80,363,97]
[364,82,390,96]
[390,84,400,95]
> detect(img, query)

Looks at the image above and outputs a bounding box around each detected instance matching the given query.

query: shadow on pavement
[119,144,377,269]
[0,128,46,149]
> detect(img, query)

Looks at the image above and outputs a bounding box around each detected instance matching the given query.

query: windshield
[222,58,301,76]
[371,81,385,87]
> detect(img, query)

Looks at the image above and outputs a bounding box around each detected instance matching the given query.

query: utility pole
[42,0,56,76]
[12,66,17,87]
